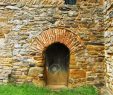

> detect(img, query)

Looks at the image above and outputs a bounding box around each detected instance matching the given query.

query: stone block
[99,0,105,5]
[33,79,45,87]
[88,50,104,55]
[0,38,5,48]
[69,69,86,79]
[87,77,95,81]
[2,29,10,34]
[68,78,86,88]
[34,56,44,66]
[0,17,7,22]
[28,67,44,77]
[0,32,5,38]
[87,45,104,51]
[35,60,44,67]
[0,58,13,64]
[70,54,76,65]
[3,79,8,83]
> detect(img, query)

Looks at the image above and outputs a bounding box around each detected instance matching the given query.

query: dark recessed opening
[64,0,76,5]
[44,42,70,72]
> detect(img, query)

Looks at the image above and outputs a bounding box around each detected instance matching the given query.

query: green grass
[0,84,98,95]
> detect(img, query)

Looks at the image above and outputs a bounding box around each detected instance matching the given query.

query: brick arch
[31,28,84,55]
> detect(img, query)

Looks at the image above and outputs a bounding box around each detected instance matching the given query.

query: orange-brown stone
[0,31,5,38]
[0,17,7,22]
[70,54,76,65]
[87,45,104,51]
[69,69,86,78]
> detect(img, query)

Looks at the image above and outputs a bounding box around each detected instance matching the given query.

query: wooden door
[44,42,70,89]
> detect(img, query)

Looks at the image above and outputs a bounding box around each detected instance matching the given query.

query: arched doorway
[44,42,70,89]
[31,28,84,88]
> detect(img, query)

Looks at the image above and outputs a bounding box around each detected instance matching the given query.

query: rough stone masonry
[0,0,113,94]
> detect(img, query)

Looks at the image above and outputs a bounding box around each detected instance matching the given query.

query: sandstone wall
[0,0,103,6]
[0,0,108,91]
[104,1,113,93]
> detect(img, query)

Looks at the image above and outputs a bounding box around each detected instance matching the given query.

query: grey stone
[109,11,113,18]
[6,6,20,10]
[68,11,78,17]
[0,38,5,48]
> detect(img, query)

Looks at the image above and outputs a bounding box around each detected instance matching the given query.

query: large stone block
[69,69,86,79]
[87,45,104,51]
[70,54,76,65]
[28,67,44,77]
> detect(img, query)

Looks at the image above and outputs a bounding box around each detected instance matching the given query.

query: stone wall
[0,0,112,94]
[104,1,113,93]
[0,0,103,6]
